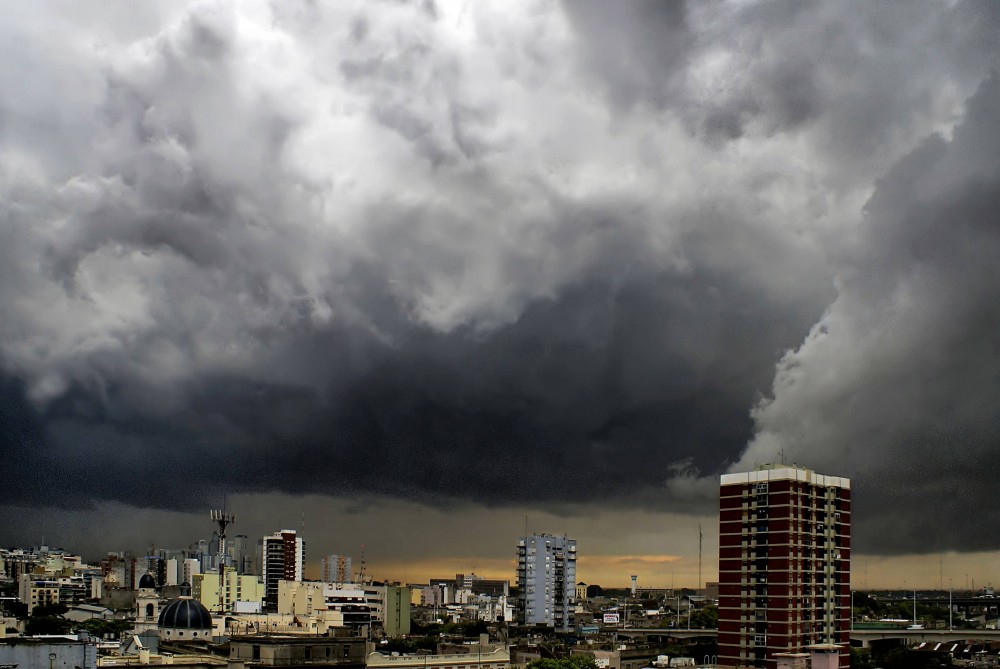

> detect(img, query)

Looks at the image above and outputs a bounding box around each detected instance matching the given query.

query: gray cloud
[742,73,1000,554]
[0,0,998,557]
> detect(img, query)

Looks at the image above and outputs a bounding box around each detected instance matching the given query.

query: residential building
[183,558,201,585]
[379,584,411,637]
[165,559,179,586]
[516,533,576,631]
[17,574,60,614]
[278,582,373,634]
[261,530,304,612]
[322,555,353,585]
[191,567,264,613]
[718,465,851,669]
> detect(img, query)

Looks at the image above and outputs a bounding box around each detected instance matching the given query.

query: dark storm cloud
[742,73,1000,554]
[1,0,1000,557]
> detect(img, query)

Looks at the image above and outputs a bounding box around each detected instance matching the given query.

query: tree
[526,656,599,669]
[688,605,718,629]
[32,603,69,617]
[25,615,71,636]
[75,618,134,639]
[850,647,875,669]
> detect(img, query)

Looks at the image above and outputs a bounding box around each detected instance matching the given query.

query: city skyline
[3,1,1000,592]
[9,493,1000,592]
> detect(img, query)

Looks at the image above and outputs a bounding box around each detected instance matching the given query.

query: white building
[183,558,201,585]
[516,533,576,631]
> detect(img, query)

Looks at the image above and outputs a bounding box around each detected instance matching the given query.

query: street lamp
[49,652,57,669]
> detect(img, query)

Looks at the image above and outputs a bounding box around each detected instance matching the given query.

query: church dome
[158,597,213,636]
[138,573,157,589]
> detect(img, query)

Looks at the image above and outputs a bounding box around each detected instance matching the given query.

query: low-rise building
[367,648,510,669]
[229,634,367,667]
[0,635,97,669]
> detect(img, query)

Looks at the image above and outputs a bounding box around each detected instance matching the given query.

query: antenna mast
[210,508,235,614]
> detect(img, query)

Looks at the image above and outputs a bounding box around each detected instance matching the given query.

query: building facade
[516,533,576,631]
[322,555,353,584]
[718,466,851,669]
[191,567,264,613]
[261,530,304,612]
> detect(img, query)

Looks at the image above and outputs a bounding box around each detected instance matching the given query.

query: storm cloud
[1,0,999,557]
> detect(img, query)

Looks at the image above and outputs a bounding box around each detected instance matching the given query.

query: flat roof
[721,466,850,489]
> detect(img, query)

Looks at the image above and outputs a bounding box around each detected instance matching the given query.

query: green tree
[75,618,134,639]
[850,647,874,669]
[526,656,599,669]
[26,615,71,636]
[688,605,718,629]
[31,603,69,617]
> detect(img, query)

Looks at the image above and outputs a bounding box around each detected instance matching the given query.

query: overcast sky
[3,0,1000,588]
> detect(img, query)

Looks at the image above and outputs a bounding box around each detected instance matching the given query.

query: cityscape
[4,1,1000,668]
[7,464,1000,668]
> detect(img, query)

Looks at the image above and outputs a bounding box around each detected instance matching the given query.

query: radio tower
[359,544,366,585]
[210,508,235,614]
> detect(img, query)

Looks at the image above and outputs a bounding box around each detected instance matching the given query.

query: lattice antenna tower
[210,507,235,614]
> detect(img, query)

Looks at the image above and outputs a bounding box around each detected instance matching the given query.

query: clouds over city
[1,0,1000,558]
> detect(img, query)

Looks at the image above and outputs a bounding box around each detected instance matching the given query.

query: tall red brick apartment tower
[718,465,851,668]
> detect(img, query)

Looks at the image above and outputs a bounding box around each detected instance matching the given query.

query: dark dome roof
[157,598,213,630]
[138,574,156,589]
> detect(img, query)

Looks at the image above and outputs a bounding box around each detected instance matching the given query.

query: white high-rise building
[183,558,201,585]
[516,533,576,631]
[261,529,304,612]
[165,559,179,586]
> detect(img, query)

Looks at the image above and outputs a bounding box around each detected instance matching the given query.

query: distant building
[718,465,851,669]
[191,567,264,613]
[456,574,509,597]
[516,533,576,631]
[165,559,180,586]
[183,558,201,586]
[261,530,304,612]
[323,555,353,584]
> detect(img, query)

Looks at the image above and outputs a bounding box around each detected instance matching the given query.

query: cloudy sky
[3,0,1000,588]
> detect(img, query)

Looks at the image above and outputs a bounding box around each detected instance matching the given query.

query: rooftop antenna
[210,505,235,615]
